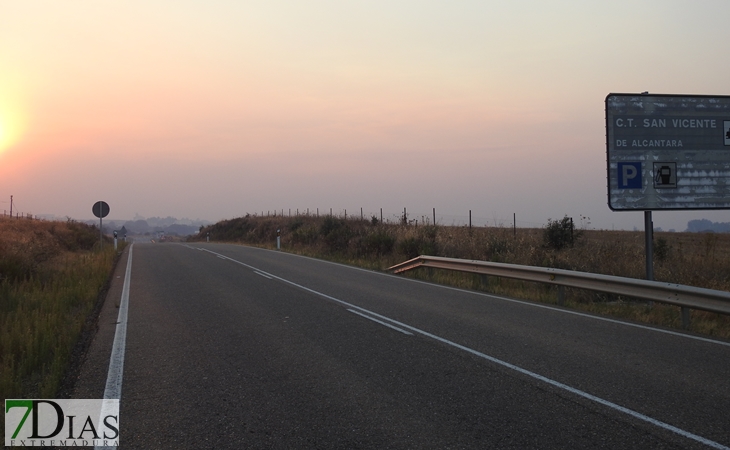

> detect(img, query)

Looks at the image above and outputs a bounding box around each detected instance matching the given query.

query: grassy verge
[0,217,120,405]
[192,214,730,339]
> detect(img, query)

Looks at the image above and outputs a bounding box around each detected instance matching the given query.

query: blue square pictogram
[617,162,642,189]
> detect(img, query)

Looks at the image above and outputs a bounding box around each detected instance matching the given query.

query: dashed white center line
[347,309,413,335]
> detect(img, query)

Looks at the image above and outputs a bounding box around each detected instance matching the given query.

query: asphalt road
[74,243,730,449]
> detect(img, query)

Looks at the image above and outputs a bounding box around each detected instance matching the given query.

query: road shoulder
[63,245,132,399]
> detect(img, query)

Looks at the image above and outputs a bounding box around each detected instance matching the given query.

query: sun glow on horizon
[0,106,26,154]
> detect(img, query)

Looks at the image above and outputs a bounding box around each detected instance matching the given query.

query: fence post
[570,217,574,246]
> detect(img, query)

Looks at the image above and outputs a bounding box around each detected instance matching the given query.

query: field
[0,217,119,406]
[193,214,730,338]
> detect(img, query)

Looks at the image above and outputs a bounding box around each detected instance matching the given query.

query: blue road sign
[606,93,730,210]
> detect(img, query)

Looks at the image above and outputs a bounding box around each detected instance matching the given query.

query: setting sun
[0,108,24,153]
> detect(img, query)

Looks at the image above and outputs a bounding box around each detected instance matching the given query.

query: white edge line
[423,281,730,347]
[96,244,133,450]
[102,244,132,399]
[186,244,730,348]
[254,271,272,279]
[191,246,729,450]
[347,309,413,335]
[353,308,729,450]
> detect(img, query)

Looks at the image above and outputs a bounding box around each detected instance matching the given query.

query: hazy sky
[1,1,729,231]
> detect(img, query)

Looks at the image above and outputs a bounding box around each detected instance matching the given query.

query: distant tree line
[87,216,211,236]
[686,219,730,233]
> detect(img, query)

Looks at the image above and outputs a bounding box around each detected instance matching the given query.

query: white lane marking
[187,244,730,348]
[254,271,272,279]
[430,283,730,348]
[191,246,729,450]
[347,309,413,335]
[96,244,133,450]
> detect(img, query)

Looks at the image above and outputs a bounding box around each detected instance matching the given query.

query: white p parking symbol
[618,162,642,189]
[622,165,637,186]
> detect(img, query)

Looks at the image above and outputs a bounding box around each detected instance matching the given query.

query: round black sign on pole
[92,201,110,218]
[92,201,110,250]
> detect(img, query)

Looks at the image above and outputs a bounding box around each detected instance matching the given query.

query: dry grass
[0,217,118,405]
[193,214,730,339]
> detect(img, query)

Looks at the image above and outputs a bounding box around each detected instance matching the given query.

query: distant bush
[396,226,438,259]
[203,217,255,241]
[358,231,395,256]
[319,216,345,236]
[319,217,351,252]
[291,224,318,245]
[396,237,421,259]
[654,237,670,262]
[543,216,579,250]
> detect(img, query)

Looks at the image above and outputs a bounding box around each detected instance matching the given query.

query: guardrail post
[558,286,565,306]
[681,307,690,329]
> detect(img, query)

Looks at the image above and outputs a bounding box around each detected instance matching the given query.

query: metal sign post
[92,201,110,250]
[644,211,654,281]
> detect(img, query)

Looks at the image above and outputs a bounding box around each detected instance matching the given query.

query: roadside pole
[644,211,654,281]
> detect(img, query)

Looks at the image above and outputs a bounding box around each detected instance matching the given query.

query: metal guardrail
[387,256,730,318]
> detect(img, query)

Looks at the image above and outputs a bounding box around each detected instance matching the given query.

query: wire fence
[248,207,549,229]
[2,211,37,220]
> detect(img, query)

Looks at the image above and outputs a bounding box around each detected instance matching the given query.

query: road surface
[73,243,730,449]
